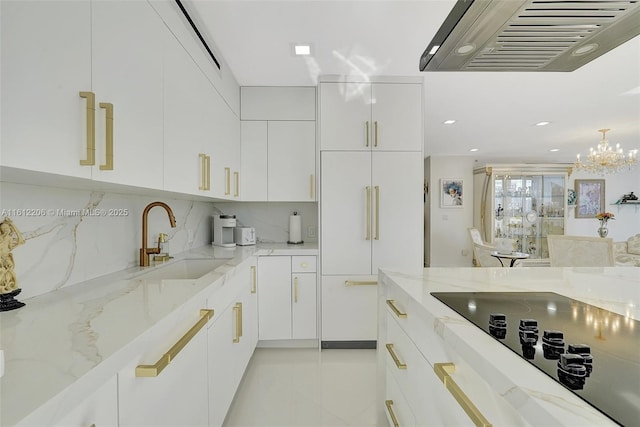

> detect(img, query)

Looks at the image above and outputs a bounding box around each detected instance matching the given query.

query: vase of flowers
[595,212,615,238]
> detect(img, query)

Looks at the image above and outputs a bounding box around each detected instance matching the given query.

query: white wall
[566,167,640,241]
[426,156,476,267]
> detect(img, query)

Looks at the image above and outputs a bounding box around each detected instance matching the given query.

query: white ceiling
[187,0,640,164]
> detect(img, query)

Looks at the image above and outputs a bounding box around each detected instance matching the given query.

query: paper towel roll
[288,213,303,244]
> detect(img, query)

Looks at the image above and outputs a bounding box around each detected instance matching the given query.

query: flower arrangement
[596,212,615,224]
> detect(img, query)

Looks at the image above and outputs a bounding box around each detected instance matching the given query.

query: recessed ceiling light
[429,45,440,55]
[294,44,311,56]
[469,148,479,152]
[443,119,456,125]
[535,121,551,126]
[549,148,560,152]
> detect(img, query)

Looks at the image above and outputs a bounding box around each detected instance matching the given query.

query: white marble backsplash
[213,202,318,243]
[0,182,214,300]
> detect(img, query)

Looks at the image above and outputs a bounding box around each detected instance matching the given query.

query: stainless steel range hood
[420,0,640,72]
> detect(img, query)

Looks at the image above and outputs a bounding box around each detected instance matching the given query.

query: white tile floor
[224,348,378,427]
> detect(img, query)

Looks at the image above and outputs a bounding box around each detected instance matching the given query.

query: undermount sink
[137,258,227,281]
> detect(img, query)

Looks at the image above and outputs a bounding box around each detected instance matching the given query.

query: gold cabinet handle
[206,155,211,190]
[365,186,371,240]
[251,265,257,294]
[79,91,95,166]
[386,300,407,318]
[99,102,114,170]
[310,174,315,200]
[294,276,299,303]
[225,167,231,195]
[374,185,380,240]
[434,363,492,427]
[365,121,370,147]
[374,121,379,147]
[344,280,377,286]
[198,154,207,190]
[234,171,239,197]
[136,309,213,377]
[233,302,243,343]
[385,400,400,427]
[385,344,407,370]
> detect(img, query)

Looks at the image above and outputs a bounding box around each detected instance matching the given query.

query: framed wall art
[575,179,605,218]
[441,179,463,208]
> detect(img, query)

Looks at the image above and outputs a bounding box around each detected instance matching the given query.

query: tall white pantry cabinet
[319,77,424,346]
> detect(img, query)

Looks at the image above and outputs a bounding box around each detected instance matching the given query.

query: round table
[490,251,530,267]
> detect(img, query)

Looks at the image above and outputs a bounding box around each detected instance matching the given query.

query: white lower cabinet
[321,275,377,343]
[258,255,317,341]
[118,308,211,427]
[54,375,118,427]
[381,281,527,427]
[208,258,258,427]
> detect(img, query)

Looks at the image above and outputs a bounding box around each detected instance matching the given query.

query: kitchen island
[0,243,317,427]
[378,267,639,426]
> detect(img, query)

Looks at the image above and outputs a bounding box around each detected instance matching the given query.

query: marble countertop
[379,266,640,426]
[0,242,317,426]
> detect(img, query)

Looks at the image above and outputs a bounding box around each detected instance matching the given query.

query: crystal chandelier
[574,129,638,174]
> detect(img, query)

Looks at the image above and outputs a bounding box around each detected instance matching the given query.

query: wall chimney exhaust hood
[419,0,640,72]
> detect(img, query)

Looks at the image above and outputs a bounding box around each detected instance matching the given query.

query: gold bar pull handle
[99,102,114,170]
[206,155,211,190]
[365,186,371,240]
[233,302,242,343]
[434,363,492,427]
[136,309,213,377]
[251,265,257,294]
[79,91,95,166]
[365,121,370,147]
[374,185,380,240]
[385,344,407,369]
[294,276,299,303]
[198,154,206,190]
[310,174,314,200]
[374,121,379,147]
[385,400,400,427]
[234,171,239,197]
[225,167,231,195]
[344,280,377,286]
[386,299,407,318]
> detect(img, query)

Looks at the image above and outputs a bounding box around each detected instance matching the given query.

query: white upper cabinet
[163,31,214,196]
[90,0,165,188]
[240,86,316,202]
[319,81,422,152]
[240,121,268,200]
[241,87,316,120]
[0,0,92,178]
[268,121,316,201]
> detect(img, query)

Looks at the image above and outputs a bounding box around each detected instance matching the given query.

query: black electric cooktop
[431,292,640,426]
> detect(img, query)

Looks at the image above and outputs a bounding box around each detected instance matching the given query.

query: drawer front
[321,275,377,341]
[385,369,416,427]
[292,255,316,272]
[386,280,451,365]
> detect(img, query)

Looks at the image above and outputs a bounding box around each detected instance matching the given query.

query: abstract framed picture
[441,179,463,208]
[575,179,605,218]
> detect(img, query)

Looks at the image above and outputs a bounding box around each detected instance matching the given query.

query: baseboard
[321,340,377,349]
[257,339,319,348]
